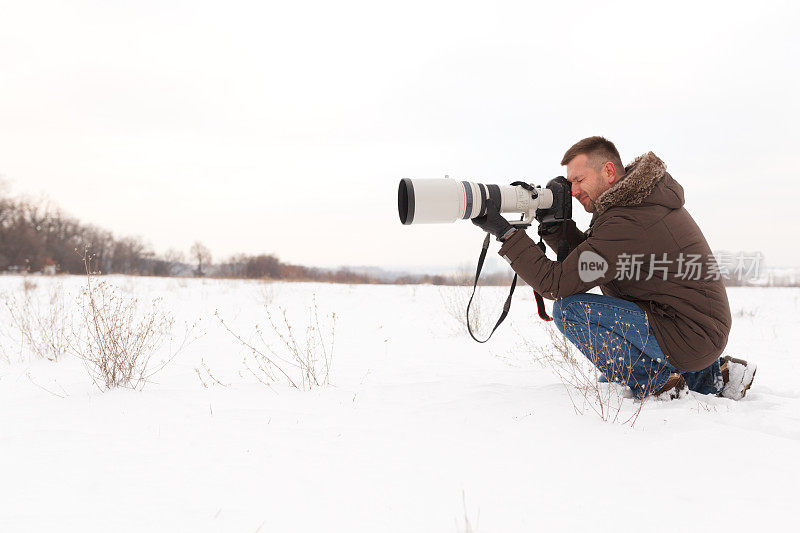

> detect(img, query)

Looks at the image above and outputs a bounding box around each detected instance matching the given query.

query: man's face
[565,153,617,213]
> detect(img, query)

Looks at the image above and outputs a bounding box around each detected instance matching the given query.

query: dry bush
[455,490,480,533]
[439,265,516,337]
[533,328,644,425]
[3,281,72,361]
[22,277,38,293]
[194,357,229,388]
[522,308,665,426]
[440,285,482,334]
[217,294,335,390]
[72,260,192,391]
[439,283,507,337]
[255,280,277,307]
[734,307,757,318]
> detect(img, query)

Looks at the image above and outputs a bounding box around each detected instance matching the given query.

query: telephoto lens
[398,178,552,225]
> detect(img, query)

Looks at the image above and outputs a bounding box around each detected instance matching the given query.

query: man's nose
[571,182,581,197]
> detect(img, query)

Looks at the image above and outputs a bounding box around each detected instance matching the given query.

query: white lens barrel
[399,178,462,224]
[498,185,553,214]
[398,178,554,225]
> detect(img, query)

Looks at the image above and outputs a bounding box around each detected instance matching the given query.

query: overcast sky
[1,0,798,270]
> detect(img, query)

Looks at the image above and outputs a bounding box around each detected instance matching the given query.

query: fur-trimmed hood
[594,152,684,216]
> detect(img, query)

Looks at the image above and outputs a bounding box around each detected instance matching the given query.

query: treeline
[214,254,515,285]
[0,194,170,275]
[0,192,514,285]
[7,192,799,287]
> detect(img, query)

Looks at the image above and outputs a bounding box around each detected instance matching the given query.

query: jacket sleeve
[541,219,587,255]
[498,213,643,299]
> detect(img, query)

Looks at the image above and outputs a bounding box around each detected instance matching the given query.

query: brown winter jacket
[498,152,731,372]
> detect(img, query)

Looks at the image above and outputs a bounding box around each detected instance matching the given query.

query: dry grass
[217,294,336,390]
[521,304,667,426]
[734,307,757,318]
[71,253,194,391]
[3,280,73,362]
[255,280,278,307]
[455,490,480,533]
[194,357,230,388]
[439,284,508,337]
[22,277,37,293]
[535,328,645,425]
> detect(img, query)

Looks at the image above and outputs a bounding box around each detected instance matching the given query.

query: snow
[0,275,797,531]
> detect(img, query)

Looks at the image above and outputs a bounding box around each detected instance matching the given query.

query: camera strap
[533,238,554,322]
[466,233,518,343]
[467,223,570,342]
[531,222,571,321]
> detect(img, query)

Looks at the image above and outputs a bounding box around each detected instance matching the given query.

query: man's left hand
[472,198,517,241]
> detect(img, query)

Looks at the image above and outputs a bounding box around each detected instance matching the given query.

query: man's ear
[605,162,617,184]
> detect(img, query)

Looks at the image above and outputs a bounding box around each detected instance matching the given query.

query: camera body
[535,176,572,227]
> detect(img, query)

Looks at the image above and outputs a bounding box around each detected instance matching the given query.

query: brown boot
[655,372,686,399]
[719,356,756,400]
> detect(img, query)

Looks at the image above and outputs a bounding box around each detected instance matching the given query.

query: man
[472,136,756,399]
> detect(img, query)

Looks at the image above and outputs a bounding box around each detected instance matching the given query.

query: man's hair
[561,136,623,174]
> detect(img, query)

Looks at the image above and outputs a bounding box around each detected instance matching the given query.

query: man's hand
[472,198,517,241]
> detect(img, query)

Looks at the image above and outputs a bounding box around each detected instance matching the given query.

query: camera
[397,175,574,340]
[397,176,572,227]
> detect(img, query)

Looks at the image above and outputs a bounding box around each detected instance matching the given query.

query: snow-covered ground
[0,275,797,532]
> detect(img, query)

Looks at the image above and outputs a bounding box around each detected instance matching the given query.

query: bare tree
[189,242,212,277]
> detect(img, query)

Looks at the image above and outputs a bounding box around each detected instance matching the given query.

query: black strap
[467,223,570,341]
[466,233,518,343]
[533,239,553,321]
[532,222,571,321]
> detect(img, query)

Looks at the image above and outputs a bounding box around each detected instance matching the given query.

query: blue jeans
[552,293,723,398]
